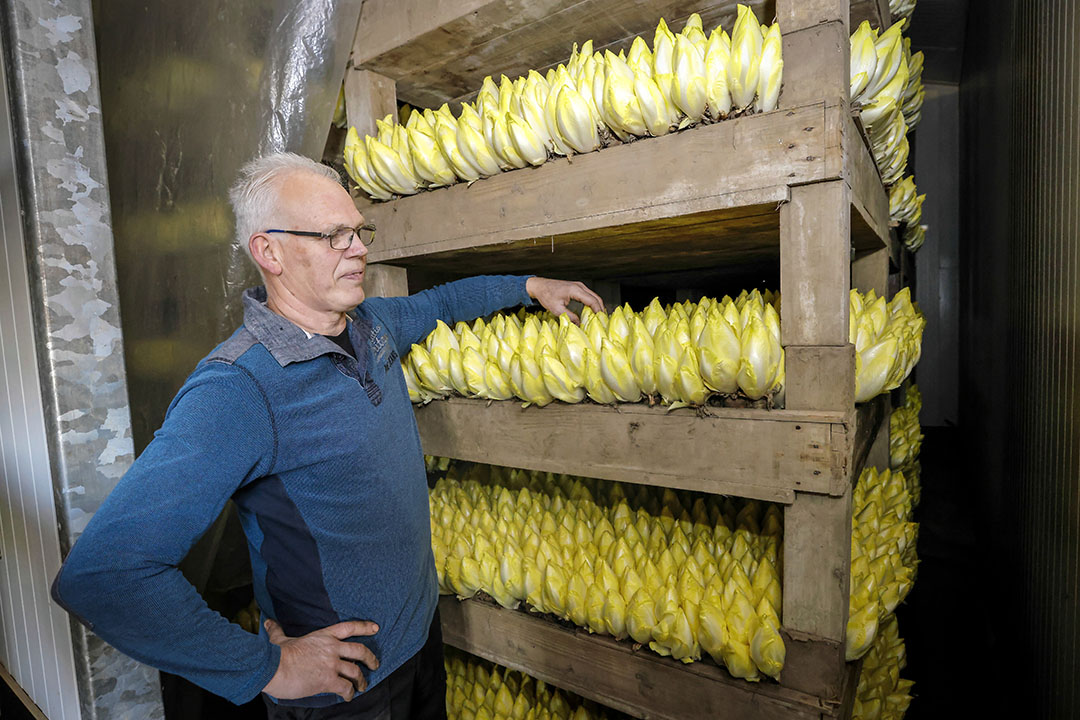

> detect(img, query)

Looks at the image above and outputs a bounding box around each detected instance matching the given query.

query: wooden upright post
[363,264,409,298]
[343,48,408,298]
[344,68,398,138]
[776,0,850,111]
[779,180,855,701]
[775,0,855,700]
[780,181,853,411]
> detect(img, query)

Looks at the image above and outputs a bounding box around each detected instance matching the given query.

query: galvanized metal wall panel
[962,0,1079,714]
[1,0,164,717]
[0,22,82,720]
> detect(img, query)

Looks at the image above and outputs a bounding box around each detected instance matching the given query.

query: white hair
[228,152,341,260]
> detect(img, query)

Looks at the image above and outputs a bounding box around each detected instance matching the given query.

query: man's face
[271,172,368,313]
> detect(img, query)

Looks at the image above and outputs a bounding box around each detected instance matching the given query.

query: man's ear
[249,233,284,276]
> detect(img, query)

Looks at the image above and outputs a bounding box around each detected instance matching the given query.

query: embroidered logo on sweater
[370,323,390,362]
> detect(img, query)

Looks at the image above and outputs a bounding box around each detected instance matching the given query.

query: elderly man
[52,152,604,718]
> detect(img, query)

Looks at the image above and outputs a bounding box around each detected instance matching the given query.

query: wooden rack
[341,0,899,717]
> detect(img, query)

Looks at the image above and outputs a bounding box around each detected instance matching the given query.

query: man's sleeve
[362,274,534,355]
[51,364,281,705]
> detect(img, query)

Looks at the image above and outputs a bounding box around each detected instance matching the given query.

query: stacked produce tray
[339,0,907,718]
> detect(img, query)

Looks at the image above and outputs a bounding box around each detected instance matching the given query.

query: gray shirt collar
[242,286,369,370]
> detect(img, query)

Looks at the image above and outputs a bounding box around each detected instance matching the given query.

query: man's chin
[346,288,366,307]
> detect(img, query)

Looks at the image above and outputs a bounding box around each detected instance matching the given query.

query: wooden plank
[360,102,841,265]
[781,488,852,650]
[784,345,855,413]
[352,0,886,108]
[0,661,49,720]
[352,0,493,66]
[779,630,848,704]
[440,596,831,720]
[849,0,893,30]
[864,401,891,472]
[846,116,890,251]
[389,200,784,279]
[851,247,889,297]
[780,182,850,348]
[414,398,862,503]
[777,23,847,111]
[362,263,409,298]
[776,0,848,32]
[581,279,621,310]
[832,658,863,720]
[343,68,397,139]
[354,0,768,109]
[849,396,887,488]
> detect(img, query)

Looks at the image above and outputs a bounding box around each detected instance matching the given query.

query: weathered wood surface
[850,395,888,491]
[777,0,849,32]
[352,0,888,108]
[864,402,892,472]
[388,201,784,279]
[780,181,850,349]
[780,630,851,705]
[440,596,860,720]
[777,23,847,111]
[785,346,857,416]
[415,397,868,503]
[850,0,894,30]
[361,263,409,298]
[353,0,770,108]
[851,246,890,298]
[343,68,397,139]
[360,102,843,265]
[846,115,891,250]
[782,489,853,651]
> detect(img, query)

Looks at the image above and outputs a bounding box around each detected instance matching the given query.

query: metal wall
[0,34,81,720]
[0,0,163,717]
[91,0,363,453]
[961,0,1079,714]
[913,83,960,426]
[88,0,358,712]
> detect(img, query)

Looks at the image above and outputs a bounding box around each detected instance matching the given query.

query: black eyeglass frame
[264,223,376,250]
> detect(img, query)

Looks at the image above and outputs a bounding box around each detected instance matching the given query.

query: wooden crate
[417,396,886,503]
[358,101,890,277]
[440,596,862,720]
[351,0,892,110]
[341,0,897,716]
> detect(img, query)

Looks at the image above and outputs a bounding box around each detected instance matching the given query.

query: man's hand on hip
[525,277,605,324]
[262,618,380,702]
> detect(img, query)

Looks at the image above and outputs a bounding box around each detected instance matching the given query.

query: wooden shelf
[440,596,861,720]
[353,0,891,109]
[417,396,886,503]
[358,101,889,278]
[346,2,898,715]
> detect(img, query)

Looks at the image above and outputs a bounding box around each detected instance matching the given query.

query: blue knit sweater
[52,275,533,706]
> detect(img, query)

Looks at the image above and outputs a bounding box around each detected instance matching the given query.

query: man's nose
[346,236,368,259]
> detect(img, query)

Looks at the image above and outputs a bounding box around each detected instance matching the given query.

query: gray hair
[228,152,341,259]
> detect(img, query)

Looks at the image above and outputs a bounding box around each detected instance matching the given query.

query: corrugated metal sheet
[0,33,82,720]
[963,0,1079,714]
[913,83,961,427]
[1013,0,1080,715]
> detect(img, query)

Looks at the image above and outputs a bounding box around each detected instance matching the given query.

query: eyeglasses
[264,223,376,251]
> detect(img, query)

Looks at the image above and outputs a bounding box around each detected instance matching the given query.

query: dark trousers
[263,609,447,720]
